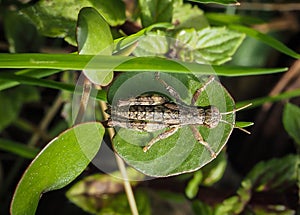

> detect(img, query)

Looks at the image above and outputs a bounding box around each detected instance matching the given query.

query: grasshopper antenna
[220,103,252,115]
[220,103,252,134]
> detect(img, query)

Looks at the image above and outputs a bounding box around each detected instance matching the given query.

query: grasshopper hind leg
[143,126,179,152]
[117,94,169,106]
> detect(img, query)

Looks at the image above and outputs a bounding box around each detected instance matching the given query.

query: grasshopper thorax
[201,106,221,128]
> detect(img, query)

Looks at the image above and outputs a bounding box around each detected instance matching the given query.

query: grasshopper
[107,73,250,158]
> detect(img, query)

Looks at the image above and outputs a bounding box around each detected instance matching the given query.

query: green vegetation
[0,0,299,214]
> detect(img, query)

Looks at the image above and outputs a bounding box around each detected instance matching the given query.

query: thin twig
[237,3,300,11]
[252,60,300,134]
[253,13,299,33]
[98,93,139,215]
[75,78,138,214]
[29,94,63,147]
[74,78,92,124]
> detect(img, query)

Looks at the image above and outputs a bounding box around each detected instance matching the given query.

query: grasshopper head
[203,106,221,128]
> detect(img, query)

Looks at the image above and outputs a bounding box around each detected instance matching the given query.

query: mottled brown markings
[107,72,251,159]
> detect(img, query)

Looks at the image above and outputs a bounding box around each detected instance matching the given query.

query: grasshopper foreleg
[191,76,215,105]
[155,72,184,104]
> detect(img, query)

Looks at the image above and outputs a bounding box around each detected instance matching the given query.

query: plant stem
[98,91,139,215]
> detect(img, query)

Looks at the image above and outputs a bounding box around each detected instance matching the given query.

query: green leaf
[0,69,61,91]
[131,27,245,65]
[187,0,238,5]
[0,86,39,131]
[192,200,213,215]
[214,180,252,215]
[10,122,104,215]
[235,121,254,128]
[109,73,236,177]
[77,7,114,85]
[251,204,296,215]
[283,103,300,145]
[215,155,298,215]
[0,73,107,102]
[96,189,151,215]
[174,27,245,65]
[133,31,169,57]
[66,168,145,214]
[0,53,288,76]
[3,10,41,53]
[229,25,300,59]
[22,0,125,45]
[246,155,297,192]
[0,139,39,159]
[113,23,173,56]
[77,8,113,55]
[172,3,208,30]
[185,171,203,199]
[88,0,125,26]
[206,13,265,26]
[201,150,227,186]
[139,0,173,27]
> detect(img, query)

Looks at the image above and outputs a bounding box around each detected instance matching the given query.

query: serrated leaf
[77,7,114,85]
[133,31,169,57]
[283,103,300,145]
[175,27,245,65]
[247,155,297,192]
[10,122,104,215]
[139,0,173,27]
[215,155,298,215]
[108,72,237,177]
[22,0,125,45]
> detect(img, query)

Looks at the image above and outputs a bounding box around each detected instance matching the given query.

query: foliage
[0,0,299,214]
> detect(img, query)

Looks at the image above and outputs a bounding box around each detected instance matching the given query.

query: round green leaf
[10,122,104,215]
[77,7,113,55]
[108,72,235,177]
[78,7,114,86]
